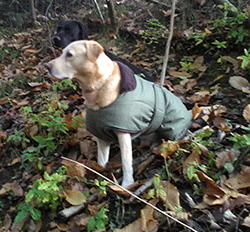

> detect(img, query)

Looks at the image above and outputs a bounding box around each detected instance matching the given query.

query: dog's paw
[121,178,134,188]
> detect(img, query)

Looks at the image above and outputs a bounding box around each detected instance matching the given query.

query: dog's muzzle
[53,35,62,47]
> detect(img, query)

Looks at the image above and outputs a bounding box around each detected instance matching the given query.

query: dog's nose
[45,63,52,72]
[53,35,61,47]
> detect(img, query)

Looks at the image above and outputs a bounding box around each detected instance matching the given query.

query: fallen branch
[160,0,177,86]
[92,0,105,24]
[61,156,198,232]
[59,192,99,218]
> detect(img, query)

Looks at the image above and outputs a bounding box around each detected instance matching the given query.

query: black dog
[53,20,154,82]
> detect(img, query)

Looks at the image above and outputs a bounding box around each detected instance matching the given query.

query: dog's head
[53,20,89,48]
[46,40,104,79]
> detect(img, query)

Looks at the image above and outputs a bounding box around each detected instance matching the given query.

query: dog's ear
[85,41,104,61]
[76,21,89,40]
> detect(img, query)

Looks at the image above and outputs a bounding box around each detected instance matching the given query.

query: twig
[160,0,177,86]
[45,0,56,57]
[59,192,98,218]
[61,156,198,232]
[92,0,105,24]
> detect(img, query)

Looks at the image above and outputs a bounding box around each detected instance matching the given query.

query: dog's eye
[66,52,73,58]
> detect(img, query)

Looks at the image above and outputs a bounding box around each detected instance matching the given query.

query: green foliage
[140,19,167,45]
[0,47,20,64]
[237,48,250,68]
[187,161,206,182]
[192,129,214,154]
[21,95,69,164]
[228,133,250,150]
[51,79,77,93]
[212,40,227,49]
[87,207,109,232]
[14,168,67,223]
[7,129,30,146]
[94,179,108,197]
[147,174,166,199]
[189,3,249,53]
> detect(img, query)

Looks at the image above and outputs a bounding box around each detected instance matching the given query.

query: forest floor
[0,9,250,232]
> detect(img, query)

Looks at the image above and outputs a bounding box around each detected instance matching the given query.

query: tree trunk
[106,0,117,29]
[30,0,36,26]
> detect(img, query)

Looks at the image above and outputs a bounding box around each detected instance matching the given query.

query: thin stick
[45,0,56,57]
[61,156,198,232]
[160,0,177,86]
[92,0,105,24]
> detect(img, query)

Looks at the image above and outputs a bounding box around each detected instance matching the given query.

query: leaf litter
[0,18,250,232]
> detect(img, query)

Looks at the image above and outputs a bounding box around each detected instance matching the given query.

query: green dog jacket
[85,62,192,143]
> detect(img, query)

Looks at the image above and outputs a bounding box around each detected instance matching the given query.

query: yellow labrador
[46,40,192,187]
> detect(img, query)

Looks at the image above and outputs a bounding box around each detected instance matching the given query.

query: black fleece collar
[116,61,137,93]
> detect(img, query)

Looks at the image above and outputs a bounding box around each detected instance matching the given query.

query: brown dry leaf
[117,218,158,232]
[159,181,181,212]
[167,211,190,223]
[137,60,152,68]
[225,166,250,190]
[7,157,22,166]
[229,76,250,92]
[61,159,86,178]
[213,74,224,82]
[169,71,192,78]
[192,103,202,120]
[194,56,207,72]
[216,149,240,169]
[73,213,91,227]
[109,181,140,197]
[243,104,250,122]
[196,171,229,206]
[212,115,230,132]
[109,185,130,198]
[57,223,70,231]
[0,130,7,140]
[29,125,39,137]
[157,140,179,159]
[183,148,201,180]
[221,56,239,72]
[0,181,24,197]
[88,202,107,216]
[79,140,94,159]
[64,189,87,206]
[88,159,106,172]
[141,198,159,231]
[180,78,197,91]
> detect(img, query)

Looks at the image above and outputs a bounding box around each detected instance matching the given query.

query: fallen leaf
[197,171,226,198]
[192,103,202,120]
[167,210,190,223]
[64,189,87,205]
[157,140,179,159]
[159,181,181,212]
[216,149,240,169]
[243,104,250,122]
[88,202,107,216]
[183,148,201,180]
[212,115,230,132]
[141,198,159,231]
[61,159,86,178]
[169,71,192,78]
[225,166,250,190]
[229,76,250,91]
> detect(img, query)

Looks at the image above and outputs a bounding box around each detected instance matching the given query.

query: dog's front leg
[97,138,110,168]
[115,131,134,187]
